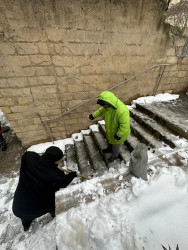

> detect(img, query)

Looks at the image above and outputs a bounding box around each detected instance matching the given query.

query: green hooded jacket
[92,91,130,144]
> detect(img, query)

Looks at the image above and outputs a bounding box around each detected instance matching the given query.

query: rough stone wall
[0,0,188,147]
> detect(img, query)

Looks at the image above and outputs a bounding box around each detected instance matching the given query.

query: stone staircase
[56,97,188,214]
[62,101,187,179]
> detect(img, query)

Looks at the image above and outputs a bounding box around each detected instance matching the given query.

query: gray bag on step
[129,143,148,181]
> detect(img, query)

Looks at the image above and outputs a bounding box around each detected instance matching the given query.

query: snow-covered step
[136,103,188,140]
[74,140,95,177]
[130,109,177,148]
[97,122,105,137]
[130,117,162,148]
[119,144,131,163]
[92,122,131,164]
[125,132,139,151]
[65,144,78,171]
[83,134,108,176]
[56,171,131,214]
[91,130,109,165]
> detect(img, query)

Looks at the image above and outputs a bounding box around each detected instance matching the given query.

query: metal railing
[41,64,170,142]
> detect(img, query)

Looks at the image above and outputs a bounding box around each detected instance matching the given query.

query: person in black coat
[0,121,7,152]
[12,146,77,231]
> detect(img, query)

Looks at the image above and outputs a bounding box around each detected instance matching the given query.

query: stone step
[129,108,177,148]
[130,117,163,148]
[90,129,110,165]
[64,144,78,171]
[74,140,95,177]
[56,171,132,214]
[125,132,139,151]
[119,144,131,163]
[83,134,108,176]
[135,103,188,140]
[95,122,131,164]
[98,122,106,137]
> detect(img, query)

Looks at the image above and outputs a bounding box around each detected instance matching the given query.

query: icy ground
[0,93,188,250]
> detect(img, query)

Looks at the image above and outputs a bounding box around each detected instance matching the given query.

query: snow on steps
[56,102,188,214]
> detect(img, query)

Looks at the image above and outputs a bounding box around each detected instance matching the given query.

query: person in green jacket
[88,91,130,162]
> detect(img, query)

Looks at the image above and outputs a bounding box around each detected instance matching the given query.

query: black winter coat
[12,151,76,220]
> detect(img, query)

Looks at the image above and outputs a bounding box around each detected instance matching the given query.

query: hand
[71,171,77,178]
[87,114,95,121]
[114,134,121,142]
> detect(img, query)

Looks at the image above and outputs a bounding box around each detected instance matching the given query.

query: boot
[21,218,32,231]
[102,148,112,153]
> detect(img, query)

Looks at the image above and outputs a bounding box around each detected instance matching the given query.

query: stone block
[38,42,49,54]
[6,112,23,121]
[17,119,34,126]
[85,31,103,43]
[0,106,11,114]
[35,66,55,76]
[31,85,56,97]
[64,66,79,75]
[0,79,8,88]
[166,56,178,64]
[4,98,15,106]
[14,43,39,54]
[54,44,64,54]
[37,76,56,85]
[1,88,24,97]
[170,77,180,84]
[20,67,36,77]
[179,77,188,84]
[0,43,15,55]
[10,105,29,113]
[0,55,31,67]
[177,71,188,78]
[72,56,89,67]
[80,65,94,75]
[18,97,30,105]
[33,118,42,124]
[51,126,66,132]
[48,122,58,128]
[46,108,61,116]
[165,48,175,56]
[52,56,73,67]
[30,55,51,66]
[8,77,29,87]
[13,127,23,133]
[55,67,66,76]
[65,30,86,43]
[67,84,85,93]
[46,27,65,42]
[45,102,60,109]
[0,98,5,107]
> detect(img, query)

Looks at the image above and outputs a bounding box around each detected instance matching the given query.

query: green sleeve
[93,107,105,118]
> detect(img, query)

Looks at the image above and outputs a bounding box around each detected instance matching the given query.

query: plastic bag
[129,143,148,181]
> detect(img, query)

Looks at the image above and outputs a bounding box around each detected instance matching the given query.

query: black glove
[114,134,121,141]
[0,134,7,152]
[89,114,95,120]
[70,171,77,178]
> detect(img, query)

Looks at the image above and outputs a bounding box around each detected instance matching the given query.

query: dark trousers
[107,143,121,157]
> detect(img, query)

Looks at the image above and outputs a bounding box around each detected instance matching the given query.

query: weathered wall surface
[0,0,188,147]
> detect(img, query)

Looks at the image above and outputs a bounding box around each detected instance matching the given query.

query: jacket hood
[98,91,118,108]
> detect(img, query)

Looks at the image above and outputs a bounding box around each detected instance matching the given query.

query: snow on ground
[0,109,10,127]
[0,93,188,250]
[56,166,188,250]
[131,93,179,106]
